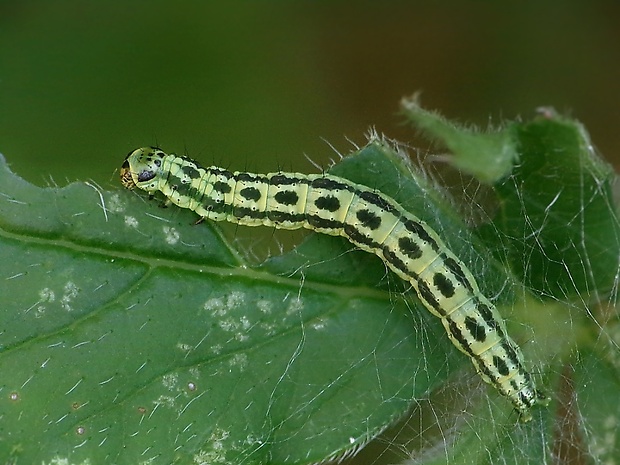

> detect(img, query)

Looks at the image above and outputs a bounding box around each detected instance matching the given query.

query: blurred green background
[0,1,618,187]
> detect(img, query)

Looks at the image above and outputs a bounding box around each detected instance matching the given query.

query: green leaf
[401,95,519,183]
[402,98,619,301]
[0,141,473,465]
[491,113,620,300]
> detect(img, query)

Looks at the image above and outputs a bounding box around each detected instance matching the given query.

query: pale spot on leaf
[124,215,139,228]
[163,226,180,245]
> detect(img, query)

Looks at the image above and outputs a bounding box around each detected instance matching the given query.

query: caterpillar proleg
[120,146,548,422]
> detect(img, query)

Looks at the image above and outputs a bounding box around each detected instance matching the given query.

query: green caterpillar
[121,147,547,422]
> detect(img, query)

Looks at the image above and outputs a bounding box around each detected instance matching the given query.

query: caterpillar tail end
[517,390,550,423]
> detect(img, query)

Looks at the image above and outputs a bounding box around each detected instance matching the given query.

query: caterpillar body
[120,147,547,422]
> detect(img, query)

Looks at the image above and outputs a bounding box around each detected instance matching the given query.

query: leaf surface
[0,142,463,464]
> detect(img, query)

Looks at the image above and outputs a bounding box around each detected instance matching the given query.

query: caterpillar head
[121,147,166,192]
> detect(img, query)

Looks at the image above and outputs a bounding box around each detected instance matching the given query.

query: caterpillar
[120,147,547,422]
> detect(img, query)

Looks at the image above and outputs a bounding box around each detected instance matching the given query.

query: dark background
[1,2,618,187]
